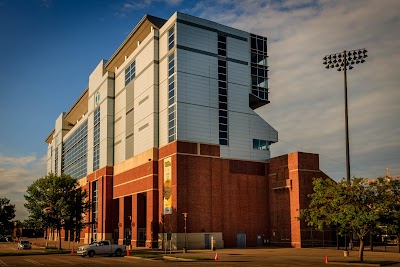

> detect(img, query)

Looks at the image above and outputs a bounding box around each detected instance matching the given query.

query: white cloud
[0,154,46,220]
[0,154,37,167]
[189,0,400,180]
[115,0,183,16]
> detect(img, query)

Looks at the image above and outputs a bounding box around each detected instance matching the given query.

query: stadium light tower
[323,49,368,183]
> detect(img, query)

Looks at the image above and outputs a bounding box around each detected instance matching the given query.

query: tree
[300,177,400,262]
[24,173,90,250]
[0,198,16,235]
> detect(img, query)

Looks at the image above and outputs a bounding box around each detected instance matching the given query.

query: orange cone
[71,248,74,254]
[215,252,219,261]
[325,256,329,263]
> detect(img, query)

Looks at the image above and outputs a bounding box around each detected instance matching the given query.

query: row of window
[250,34,269,102]
[168,51,176,143]
[54,147,58,175]
[125,60,136,86]
[63,121,88,153]
[62,120,88,179]
[93,107,100,172]
[218,34,228,146]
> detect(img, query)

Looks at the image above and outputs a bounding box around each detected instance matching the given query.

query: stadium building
[45,12,329,248]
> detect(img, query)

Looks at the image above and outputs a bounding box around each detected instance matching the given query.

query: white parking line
[82,258,108,265]
[24,259,45,266]
[0,260,9,267]
[52,258,77,265]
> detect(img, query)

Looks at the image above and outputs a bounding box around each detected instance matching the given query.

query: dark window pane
[219,102,227,110]
[219,117,227,124]
[219,81,227,88]
[251,36,256,49]
[218,66,226,74]
[218,60,226,67]
[251,53,257,64]
[219,88,227,95]
[219,49,226,57]
[220,124,227,131]
[253,139,259,149]
[219,138,228,145]
[219,131,228,139]
[257,39,263,51]
[219,110,227,117]
[168,96,175,106]
[218,34,226,43]
[219,95,227,103]
[218,73,227,80]
[169,80,174,90]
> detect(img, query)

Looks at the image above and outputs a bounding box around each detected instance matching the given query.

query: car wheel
[115,249,122,257]
[88,250,95,257]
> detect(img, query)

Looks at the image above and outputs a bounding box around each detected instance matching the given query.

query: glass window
[93,107,100,171]
[125,61,136,86]
[62,120,88,179]
[252,139,271,150]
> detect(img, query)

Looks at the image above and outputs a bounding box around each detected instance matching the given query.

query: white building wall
[173,13,277,162]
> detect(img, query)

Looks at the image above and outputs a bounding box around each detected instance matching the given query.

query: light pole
[183,212,188,253]
[323,48,368,183]
[323,48,368,254]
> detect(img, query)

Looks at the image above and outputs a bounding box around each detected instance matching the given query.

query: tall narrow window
[168,26,175,51]
[250,34,269,101]
[54,147,58,175]
[93,107,100,171]
[218,34,228,145]
[167,53,176,143]
[125,60,136,86]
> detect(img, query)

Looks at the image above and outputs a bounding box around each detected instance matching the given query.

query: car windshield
[21,241,29,244]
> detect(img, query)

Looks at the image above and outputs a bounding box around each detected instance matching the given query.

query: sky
[0,0,399,220]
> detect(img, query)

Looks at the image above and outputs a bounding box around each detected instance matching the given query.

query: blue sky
[0,0,399,220]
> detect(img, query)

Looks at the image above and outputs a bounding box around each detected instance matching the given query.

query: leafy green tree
[24,173,90,250]
[0,197,16,235]
[300,177,400,262]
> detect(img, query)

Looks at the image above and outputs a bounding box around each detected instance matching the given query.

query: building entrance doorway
[237,232,246,248]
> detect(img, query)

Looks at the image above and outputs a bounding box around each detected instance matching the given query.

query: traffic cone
[215,252,219,261]
[71,248,74,254]
[325,256,329,263]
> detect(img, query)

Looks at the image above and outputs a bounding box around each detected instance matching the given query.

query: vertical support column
[118,197,125,245]
[131,194,138,247]
[146,189,159,248]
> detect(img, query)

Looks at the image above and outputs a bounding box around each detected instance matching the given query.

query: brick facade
[50,142,330,249]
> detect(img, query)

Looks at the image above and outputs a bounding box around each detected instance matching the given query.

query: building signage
[163,157,172,214]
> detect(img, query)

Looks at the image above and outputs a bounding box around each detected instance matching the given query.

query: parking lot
[0,239,399,266]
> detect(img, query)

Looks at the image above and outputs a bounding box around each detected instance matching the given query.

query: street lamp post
[183,213,188,253]
[323,48,368,183]
[323,48,368,254]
